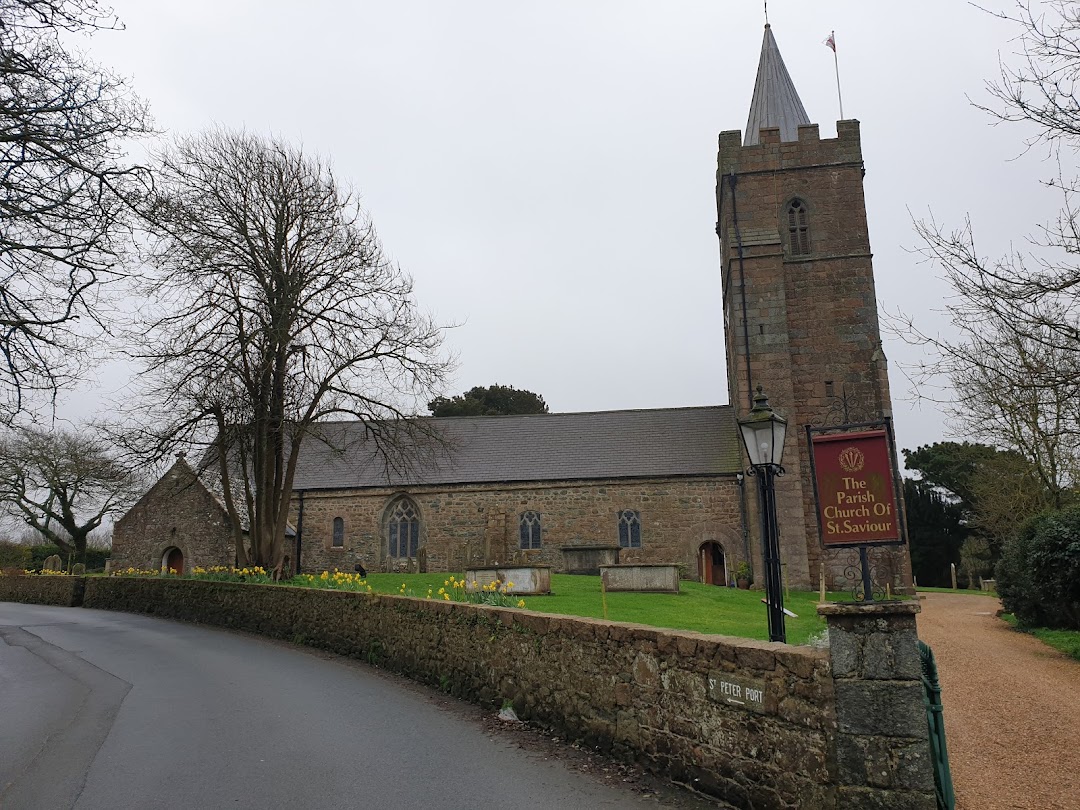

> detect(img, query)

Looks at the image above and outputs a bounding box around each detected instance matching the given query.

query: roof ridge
[311,404,733,427]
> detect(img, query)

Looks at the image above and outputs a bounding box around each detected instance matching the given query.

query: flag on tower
[825,30,843,119]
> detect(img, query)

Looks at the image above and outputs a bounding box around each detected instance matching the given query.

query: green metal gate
[918,641,956,810]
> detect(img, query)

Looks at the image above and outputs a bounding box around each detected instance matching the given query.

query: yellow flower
[517,600,526,608]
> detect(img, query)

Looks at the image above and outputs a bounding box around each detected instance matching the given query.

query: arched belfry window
[387,497,420,559]
[786,198,810,255]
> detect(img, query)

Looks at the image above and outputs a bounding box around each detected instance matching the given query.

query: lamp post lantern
[738,386,788,643]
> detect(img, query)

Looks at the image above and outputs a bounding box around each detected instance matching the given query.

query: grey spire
[744,24,811,146]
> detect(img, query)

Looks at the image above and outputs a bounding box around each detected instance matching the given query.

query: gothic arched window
[387,498,420,558]
[786,198,810,255]
[332,516,345,548]
[519,511,542,550]
[617,510,642,549]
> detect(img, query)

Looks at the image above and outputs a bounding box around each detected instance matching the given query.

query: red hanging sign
[810,429,902,546]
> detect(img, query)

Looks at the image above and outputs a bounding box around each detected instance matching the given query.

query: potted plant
[735,560,752,590]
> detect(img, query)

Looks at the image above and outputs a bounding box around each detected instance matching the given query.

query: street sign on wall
[808,429,903,547]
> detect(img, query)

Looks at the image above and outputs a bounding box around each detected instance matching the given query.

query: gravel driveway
[916,593,1080,810]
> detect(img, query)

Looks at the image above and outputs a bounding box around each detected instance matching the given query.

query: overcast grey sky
[56,0,1059,456]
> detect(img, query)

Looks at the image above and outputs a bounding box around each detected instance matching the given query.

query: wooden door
[166,547,184,575]
[698,542,726,586]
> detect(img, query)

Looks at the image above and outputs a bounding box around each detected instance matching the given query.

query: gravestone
[72,563,86,576]
[600,564,679,593]
[561,545,620,575]
[43,554,63,572]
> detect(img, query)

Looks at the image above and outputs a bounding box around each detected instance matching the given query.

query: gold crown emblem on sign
[837,446,865,473]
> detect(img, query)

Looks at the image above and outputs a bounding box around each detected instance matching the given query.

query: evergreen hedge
[997,506,1080,630]
[0,543,111,572]
[0,541,31,569]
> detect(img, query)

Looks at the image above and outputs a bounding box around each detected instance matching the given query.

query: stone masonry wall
[111,457,236,573]
[295,476,745,579]
[0,574,84,606]
[80,576,835,808]
[819,601,935,809]
[716,122,912,592]
[3,576,938,809]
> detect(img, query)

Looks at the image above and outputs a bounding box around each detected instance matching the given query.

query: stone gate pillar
[818,601,937,809]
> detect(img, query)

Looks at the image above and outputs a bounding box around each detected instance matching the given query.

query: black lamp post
[738,386,788,643]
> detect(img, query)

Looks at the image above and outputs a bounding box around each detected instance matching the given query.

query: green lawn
[1000,613,1080,662]
[364,573,847,645]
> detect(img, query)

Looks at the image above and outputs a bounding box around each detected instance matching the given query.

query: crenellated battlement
[717,119,863,177]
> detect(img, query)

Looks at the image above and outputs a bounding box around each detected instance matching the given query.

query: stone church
[112,25,911,591]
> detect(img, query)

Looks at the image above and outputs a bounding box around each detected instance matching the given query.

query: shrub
[0,541,31,569]
[997,506,1080,630]
[27,544,110,572]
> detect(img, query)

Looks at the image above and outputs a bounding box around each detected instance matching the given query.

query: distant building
[113,25,911,590]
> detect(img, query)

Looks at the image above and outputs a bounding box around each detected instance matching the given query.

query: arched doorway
[698,542,726,586]
[163,547,184,575]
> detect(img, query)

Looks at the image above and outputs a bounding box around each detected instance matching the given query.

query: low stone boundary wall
[3,576,936,809]
[0,575,84,606]
[81,577,836,806]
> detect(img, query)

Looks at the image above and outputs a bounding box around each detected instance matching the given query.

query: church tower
[717,25,910,589]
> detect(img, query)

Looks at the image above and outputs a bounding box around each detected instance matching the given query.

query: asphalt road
[0,604,717,810]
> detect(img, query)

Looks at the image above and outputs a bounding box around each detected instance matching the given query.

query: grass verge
[92,568,868,645]
[363,573,846,646]
[1001,613,1080,662]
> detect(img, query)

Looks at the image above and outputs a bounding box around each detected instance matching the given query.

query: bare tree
[0,0,151,418]
[978,1,1080,149]
[915,2,1080,346]
[892,2,1080,517]
[131,129,449,576]
[0,424,143,562]
[894,294,1080,507]
[968,449,1059,546]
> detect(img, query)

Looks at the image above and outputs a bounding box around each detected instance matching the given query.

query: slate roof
[291,406,742,491]
[744,24,811,145]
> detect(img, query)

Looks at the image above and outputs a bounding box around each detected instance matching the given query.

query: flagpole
[831,30,844,119]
